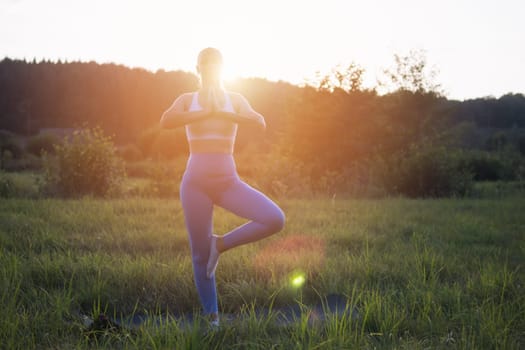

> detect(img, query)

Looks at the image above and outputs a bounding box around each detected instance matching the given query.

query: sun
[219,49,254,83]
[203,40,275,84]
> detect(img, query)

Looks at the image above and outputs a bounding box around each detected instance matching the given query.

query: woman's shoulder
[182,91,197,99]
[177,91,196,106]
[174,91,195,101]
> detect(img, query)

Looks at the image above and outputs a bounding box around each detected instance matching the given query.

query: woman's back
[185,90,238,154]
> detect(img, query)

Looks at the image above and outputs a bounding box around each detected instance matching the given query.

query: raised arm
[215,92,266,131]
[160,93,211,129]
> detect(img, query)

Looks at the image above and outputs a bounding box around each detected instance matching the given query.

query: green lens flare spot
[291,273,306,288]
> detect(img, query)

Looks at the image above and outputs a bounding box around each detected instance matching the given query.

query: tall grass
[0,196,524,348]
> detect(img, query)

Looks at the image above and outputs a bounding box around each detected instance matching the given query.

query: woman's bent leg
[217,179,285,251]
[180,180,218,315]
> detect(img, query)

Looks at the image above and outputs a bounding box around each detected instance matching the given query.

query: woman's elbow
[257,115,267,131]
[160,113,175,129]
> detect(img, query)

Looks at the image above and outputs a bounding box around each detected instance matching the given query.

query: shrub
[462,151,505,181]
[149,129,188,160]
[0,130,24,169]
[1,154,42,172]
[485,131,507,152]
[124,160,152,178]
[461,150,523,181]
[0,171,40,198]
[373,144,473,197]
[142,162,180,197]
[121,158,189,198]
[519,136,525,156]
[235,149,313,198]
[1,140,23,159]
[137,126,188,160]
[117,144,143,162]
[137,126,160,158]
[42,127,125,197]
[26,134,61,156]
[0,172,15,198]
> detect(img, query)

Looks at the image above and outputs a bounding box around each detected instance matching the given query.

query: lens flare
[291,273,306,288]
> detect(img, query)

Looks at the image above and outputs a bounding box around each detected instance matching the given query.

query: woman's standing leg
[180,179,218,315]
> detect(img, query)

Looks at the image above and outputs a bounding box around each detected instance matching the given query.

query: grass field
[1,195,524,349]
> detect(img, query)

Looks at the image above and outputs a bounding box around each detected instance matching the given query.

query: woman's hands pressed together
[209,87,225,114]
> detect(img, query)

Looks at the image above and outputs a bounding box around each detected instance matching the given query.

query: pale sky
[1,0,524,100]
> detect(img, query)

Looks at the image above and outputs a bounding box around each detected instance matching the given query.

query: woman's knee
[267,207,285,233]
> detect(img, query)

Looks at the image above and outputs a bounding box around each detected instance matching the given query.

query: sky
[1,0,524,100]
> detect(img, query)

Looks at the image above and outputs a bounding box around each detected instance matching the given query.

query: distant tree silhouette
[0,58,198,141]
[0,56,523,191]
[314,62,366,93]
[379,49,442,95]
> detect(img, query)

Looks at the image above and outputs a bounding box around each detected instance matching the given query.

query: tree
[379,49,443,95]
[314,62,366,93]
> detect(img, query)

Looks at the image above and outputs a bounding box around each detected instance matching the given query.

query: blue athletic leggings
[180,153,285,314]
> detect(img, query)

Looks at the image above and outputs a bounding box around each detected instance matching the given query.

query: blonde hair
[197,48,224,87]
[197,47,223,67]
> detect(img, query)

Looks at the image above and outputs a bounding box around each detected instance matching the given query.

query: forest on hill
[1,56,524,197]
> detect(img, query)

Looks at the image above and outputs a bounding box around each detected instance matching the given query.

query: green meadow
[1,192,524,349]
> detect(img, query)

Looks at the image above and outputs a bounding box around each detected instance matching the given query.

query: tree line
[1,56,524,197]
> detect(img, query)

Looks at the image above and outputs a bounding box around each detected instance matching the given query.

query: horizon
[1,0,524,101]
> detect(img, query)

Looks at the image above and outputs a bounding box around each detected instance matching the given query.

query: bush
[117,144,143,162]
[461,150,523,181]
[142,162,181,197]
[485,131,507,152]
[0,172,15,198]
[235,149,314,198]
[462,151,505,181]
[519,136,525,156]
[149,129,188,160]
[137,126,188,160]
[137,126,160,158]
[373,145,473,197]
[26,134,61,156]
[0,171,40,198]
[0,130,24,169]
[121,158,187,197]
[42,127,125,197]
[124,160,152,178]
[1,141,23,159]
[1,154,42,172]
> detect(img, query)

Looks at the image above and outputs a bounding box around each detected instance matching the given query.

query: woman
[160,48,285,326]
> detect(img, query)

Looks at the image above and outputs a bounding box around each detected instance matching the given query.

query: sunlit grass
[0,196,524,348]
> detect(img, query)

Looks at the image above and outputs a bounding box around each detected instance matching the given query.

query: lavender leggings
[180,153,285,314]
